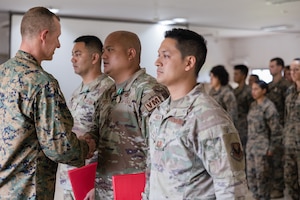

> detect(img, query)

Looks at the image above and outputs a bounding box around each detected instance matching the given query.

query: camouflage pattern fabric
[267,77,291,193]
[59,74,113,193]
[145,84,248,200]
[283,84,300,200]
[209,85,238,126]
[0,50,89,200]
[89,69,169,199]
[246,97,282,199]
[234,84,253,151]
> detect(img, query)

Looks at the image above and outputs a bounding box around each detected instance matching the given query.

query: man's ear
[91,52,100,64]
[128,48,136,61]
[184,56,196,72]
[40,29,48,43]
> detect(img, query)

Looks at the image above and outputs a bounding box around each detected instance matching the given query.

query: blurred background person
[247,80,282,200]
[283,58,300,200]
[284,65,293,84]
[249,74,259,87]
[233,64,253,151]
[209,65,238,126]
[267,57,291,198]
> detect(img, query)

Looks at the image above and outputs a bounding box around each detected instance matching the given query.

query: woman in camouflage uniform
[247,80,282,200]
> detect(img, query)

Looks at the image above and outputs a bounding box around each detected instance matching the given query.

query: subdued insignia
[230,142,243,161]
[169,117,185,126]
[144,95,162,112]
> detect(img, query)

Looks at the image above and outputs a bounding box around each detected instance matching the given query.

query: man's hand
[79,134,96,159]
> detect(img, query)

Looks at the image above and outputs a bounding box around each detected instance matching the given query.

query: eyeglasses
[290,68,300,72]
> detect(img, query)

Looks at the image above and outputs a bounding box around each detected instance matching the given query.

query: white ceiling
[0,0,300,38]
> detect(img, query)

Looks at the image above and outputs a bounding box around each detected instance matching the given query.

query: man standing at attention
[84,31,169,200]
[144,28,248,199]
[267,57,291,199]
[233,64,253,151]
[59,35,113,199]
[0,7,95,200]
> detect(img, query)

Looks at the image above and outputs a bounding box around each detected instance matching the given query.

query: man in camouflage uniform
[267,57,291,198]
[84,31,169,200]
[233,64,253,151]
[283,58,300,200]
[247,80,282,199]
[143,28,248,200]
[59,35,113,200]
[0,7,95,200]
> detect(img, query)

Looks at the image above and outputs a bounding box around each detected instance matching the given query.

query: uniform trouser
[246,147,271,199]
[270,146,284,193]
[284,147,300,200]
[63,189,75,200]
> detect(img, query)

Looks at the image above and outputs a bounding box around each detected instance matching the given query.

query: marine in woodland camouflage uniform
[0,7,94,200]
[267,57,291,197]
[89,69,168,199]
[283,59,300,200]
[247,97,282,199]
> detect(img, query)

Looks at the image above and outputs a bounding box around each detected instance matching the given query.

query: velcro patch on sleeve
[144,95,162,112]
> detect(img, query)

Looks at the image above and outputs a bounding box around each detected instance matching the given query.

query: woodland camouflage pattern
[0,51,89,200]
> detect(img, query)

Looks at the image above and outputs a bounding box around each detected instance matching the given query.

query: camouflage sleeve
[265,104,282,152]
[223,91,238,125]
[34,81,88,167]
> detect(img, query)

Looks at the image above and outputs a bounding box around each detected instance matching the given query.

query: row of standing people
[0,6,249,200]
[207,58,300,199]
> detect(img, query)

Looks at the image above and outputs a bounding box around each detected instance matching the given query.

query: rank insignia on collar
[230,142,243,161]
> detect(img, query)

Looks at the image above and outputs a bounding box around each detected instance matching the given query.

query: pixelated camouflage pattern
[209,85,238,126]
[283,84,300,200]
[234,84,253,150]
[89,69,169,199]
[267,77,291,125]
[59,74,114,191]
[0,50,89,200]
[246,97,282,199]
[145,84,248,200]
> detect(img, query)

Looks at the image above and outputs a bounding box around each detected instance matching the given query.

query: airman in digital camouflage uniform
[0,7,95,200]
[233,64,253,151]
[84,31,169,200]
[59,35,114,200]
[284,58,300,200]
[267,57,291,198]
[247,80,282,200]
[143,28,248,200]
[209,65,238,126]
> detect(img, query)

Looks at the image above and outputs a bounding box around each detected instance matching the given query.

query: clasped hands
[79,134,96,159]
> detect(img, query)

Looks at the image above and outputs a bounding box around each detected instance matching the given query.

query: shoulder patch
[230,142,243,161]
[144,95,162,112]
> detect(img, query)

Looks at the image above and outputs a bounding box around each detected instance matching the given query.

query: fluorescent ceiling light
[261,25,289,31]
[48,7,59,14]
[158,18,187,25]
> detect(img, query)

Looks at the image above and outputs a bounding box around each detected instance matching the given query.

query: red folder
[68,162,98,200]
[112,172,146,200]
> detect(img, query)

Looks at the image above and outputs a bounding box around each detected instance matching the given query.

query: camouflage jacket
[59,74,113,190]
[247,97,282,152]
[283,84,300,147]
[0,50,88,200]
[267,77,291,125]
[145,84,248,200]
[89,68,169,199]
[209,85,238,126]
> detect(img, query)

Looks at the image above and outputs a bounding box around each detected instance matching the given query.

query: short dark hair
[270,57,284,68]
[210,65,229,86]
[254,80,268,93]
[250,74,259,80]
[234,64,249,76]
[164,28,207,77]
[74,35,103,54]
